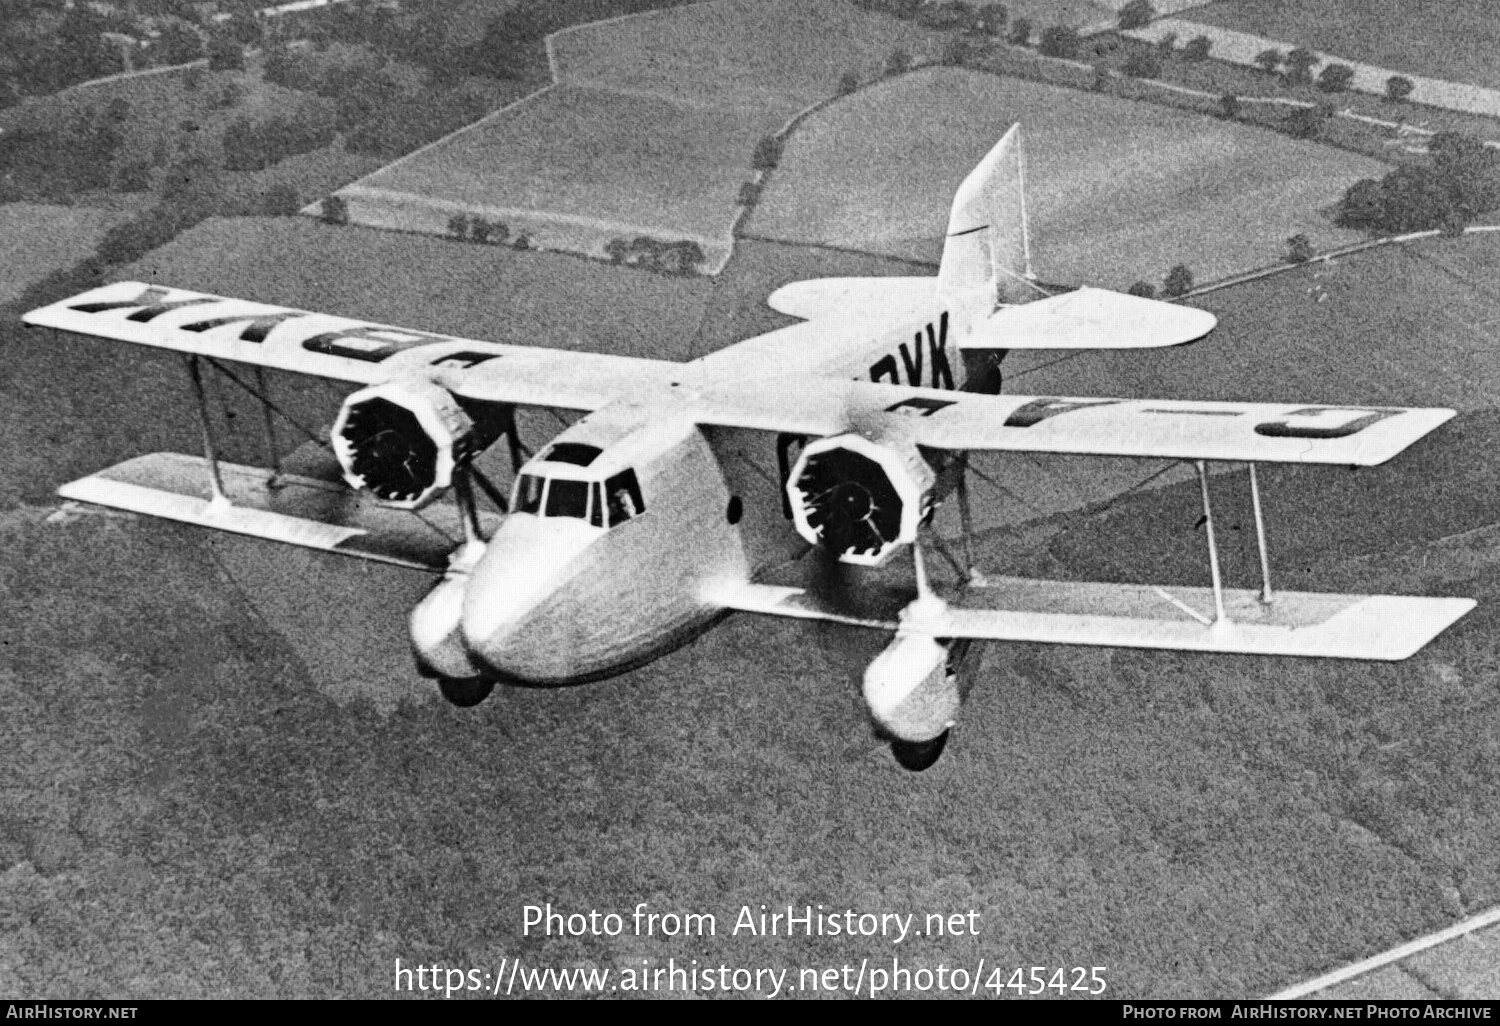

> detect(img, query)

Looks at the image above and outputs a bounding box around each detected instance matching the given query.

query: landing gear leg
[436,675,495,708]
[890,730,950,772]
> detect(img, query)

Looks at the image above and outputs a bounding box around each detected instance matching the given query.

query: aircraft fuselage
[416,305,986,687]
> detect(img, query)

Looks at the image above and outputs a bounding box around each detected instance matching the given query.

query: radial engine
[785,433,934,566]
[331,378,509,509]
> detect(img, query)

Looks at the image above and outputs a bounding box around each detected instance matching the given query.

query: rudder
[937,124,1033,306]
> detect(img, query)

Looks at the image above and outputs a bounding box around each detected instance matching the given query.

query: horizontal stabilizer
[766,277,940,323]
[720,577,1472,660]
[969,287,1217,350]
[58,453,498,571]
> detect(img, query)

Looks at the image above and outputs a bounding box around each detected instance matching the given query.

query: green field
[1192,0,1500,91]
[4,216,1500,996]
[747,67,1385,290]
[351,84,785,265]
[551,0,942,113]
[339,0,945,267]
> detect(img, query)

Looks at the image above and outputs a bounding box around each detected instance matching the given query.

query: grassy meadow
[746,66,1386,290]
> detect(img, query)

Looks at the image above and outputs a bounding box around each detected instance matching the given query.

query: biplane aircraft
[25,126,1474,769]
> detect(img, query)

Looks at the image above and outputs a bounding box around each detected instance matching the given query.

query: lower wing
[718,578,1473,661]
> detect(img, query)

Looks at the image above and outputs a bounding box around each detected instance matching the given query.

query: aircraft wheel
[890,730,949,772]
[436,675,495,708]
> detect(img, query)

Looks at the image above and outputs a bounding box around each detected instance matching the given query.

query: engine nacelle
[862,633,960,743]
[786,434,934,565]
[409,573,486,681]
[332,378,503,509]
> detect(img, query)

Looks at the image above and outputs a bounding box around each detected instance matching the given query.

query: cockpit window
[541,442,603,467]
[604,470,645,527]
[516,473,544,514]
[544,478,590,520]
[514,468,639,527]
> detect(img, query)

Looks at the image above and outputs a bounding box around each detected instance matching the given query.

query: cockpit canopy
[513,466,645,528]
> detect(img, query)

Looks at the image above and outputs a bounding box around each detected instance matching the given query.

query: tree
[513,232,532,250]
[1218,93,1241,119]
[113,160,153,193]
[1282,104,1327,140]
[98,208,180,265]
[158,155,222,222]
[1336,178,1385,230]
[1379,164,1460,232]
[837,71,859,96]
[1285,233,1314,263]
[320,195,349,225]
[1254,48,1283,75]
[448,213,470,240]
[751,135,783,170]
[942,34,972,66]
[1317,63,1354,92]
[1155,31,1177,55]
[261,42,293,87]
[885,49,911,76]
[916,1,970,29]
[1122,50,1163,79]
[1430,131,1500,215]
[1162,265,1194,297]
[259,183,300,216]
[1118,0,1154,31]
[975,4,1006,36]
[1007,18,1031,46]
[207,35,244,72]
[1385,75,1415,102]
[152,18,204,66]
[738,180,762,206]
[1038,26,1080,59]
[662,241,705,275]
[1285,47,1318,86]
[1126,281,1156,298]
[1182,35,1211,61]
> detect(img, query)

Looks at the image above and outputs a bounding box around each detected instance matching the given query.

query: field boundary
[309,1,734,269]
[1268,905,1500,999]
[1126,18,1500,120]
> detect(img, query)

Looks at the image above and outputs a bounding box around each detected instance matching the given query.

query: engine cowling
[332,378,502,509]
[786,434,934,565]
[863,633,960,744]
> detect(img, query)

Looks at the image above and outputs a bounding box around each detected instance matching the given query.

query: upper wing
[684,378,1454,466]
[24,282,676,411]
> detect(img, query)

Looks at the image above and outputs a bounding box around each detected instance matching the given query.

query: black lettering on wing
[179,310,304,343]
[70,285,215,321]
[1004,397,1121,427]
[302,324,449,362]
[1254,407,1400,439]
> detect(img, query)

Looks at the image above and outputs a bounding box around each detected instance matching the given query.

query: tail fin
[937,124,1034,307]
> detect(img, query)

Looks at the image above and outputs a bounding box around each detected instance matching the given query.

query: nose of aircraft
[459,514,602,679]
